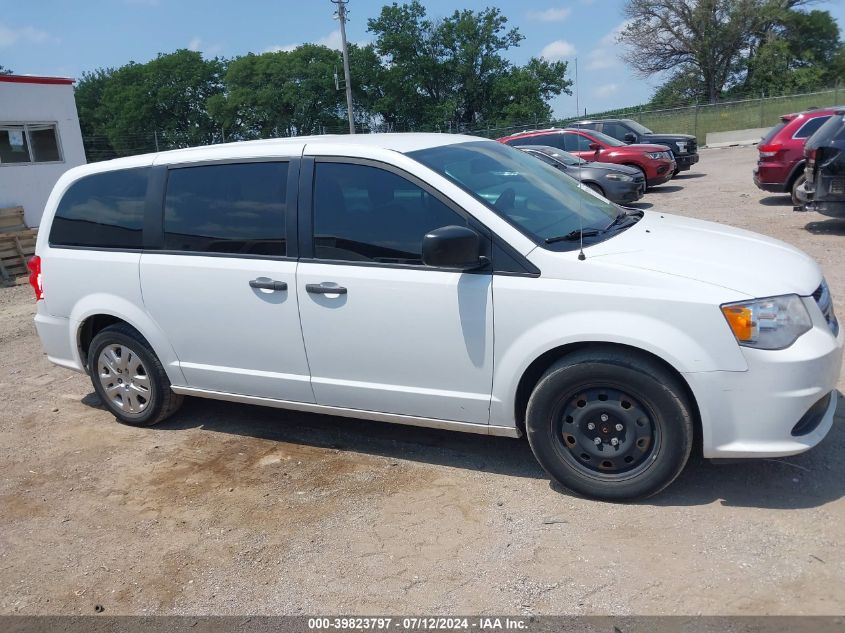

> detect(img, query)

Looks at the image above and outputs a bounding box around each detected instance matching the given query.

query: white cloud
[263,29,369,54]
[584,21,631,71]
[0,23,51,48]
[594,83,620,98]
[186,36,222,56]
[263,44,298,53]
[539,39,577,61]
[526,7,572,22]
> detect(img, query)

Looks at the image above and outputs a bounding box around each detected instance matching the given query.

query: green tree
[367,1,570,130]
[75,69,119,161]
[76,50,224,158]
[209,45,350,139]
[742,9,842,94]
[0,65,12,75]
[621,0,764,104]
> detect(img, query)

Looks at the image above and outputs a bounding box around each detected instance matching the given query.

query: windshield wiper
[545,228,603,244]
[605,209,642,231]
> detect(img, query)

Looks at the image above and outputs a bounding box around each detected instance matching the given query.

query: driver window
[313,162,466,265]
[563,133,594,152]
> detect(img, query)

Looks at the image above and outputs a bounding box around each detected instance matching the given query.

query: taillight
[807,148,817,167]
[27,255,43,301]
[758,143,782,158]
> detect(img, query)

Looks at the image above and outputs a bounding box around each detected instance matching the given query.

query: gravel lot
[1,144,843,616]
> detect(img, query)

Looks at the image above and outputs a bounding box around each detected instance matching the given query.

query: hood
[626,143,673,154]
[580,162,642,176]
[588,212,821,297]
[641,133,696,143]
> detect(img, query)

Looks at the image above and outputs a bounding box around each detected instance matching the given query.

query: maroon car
[754,107,842,205]
[499,128,676,188]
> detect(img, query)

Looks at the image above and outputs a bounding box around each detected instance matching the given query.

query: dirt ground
[1,144,843,616]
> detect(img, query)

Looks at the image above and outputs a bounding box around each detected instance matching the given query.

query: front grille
[813,281,839,336]
[831,179,845,195]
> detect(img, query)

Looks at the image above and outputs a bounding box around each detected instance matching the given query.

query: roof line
[0,75,75,86]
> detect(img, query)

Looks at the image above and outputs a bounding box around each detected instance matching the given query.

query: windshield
[408,141,619,247]
[624,120,653,135]
[532,147,584,166]
[583,130,627,147]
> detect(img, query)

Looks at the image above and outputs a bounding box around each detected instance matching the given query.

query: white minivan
[30,134,842,500]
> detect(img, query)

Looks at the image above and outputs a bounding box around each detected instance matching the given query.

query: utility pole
[332,0,356,134]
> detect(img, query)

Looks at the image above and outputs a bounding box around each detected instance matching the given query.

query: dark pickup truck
[800,109,845,218]
[570,118,699,176]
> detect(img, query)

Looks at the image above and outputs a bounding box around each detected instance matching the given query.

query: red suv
[754,107,841,205]
[498,128,676,188]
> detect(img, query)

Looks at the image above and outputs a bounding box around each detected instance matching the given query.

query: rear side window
[601,122,627,140]
[794,116,831,139]
[49,168,149,249]
[163,162,288,256]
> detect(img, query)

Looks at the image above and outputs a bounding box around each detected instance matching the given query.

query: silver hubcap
[97,344,151,417]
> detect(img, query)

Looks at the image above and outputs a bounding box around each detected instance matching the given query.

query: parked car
[569,118,699,176]
[499,128,676,188]
[30,134,841,501]
[799,109,845,217]
[517,145,645,204]
[754,107,842,205]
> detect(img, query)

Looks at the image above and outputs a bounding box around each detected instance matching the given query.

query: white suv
[29,134,842,500]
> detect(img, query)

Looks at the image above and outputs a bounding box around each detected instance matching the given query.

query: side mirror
[588,143,601,151]
[623,133,637,143]
[422,225,485,270]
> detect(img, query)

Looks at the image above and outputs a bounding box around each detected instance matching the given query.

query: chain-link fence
[82,84,845,160]
[482,85,845,142]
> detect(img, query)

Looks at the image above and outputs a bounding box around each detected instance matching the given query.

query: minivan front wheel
[89,323,183,427]
[526,349,693,501]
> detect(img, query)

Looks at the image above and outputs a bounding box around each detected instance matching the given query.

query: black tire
[88,323,183,427]
[525,347,693,501]
[671,167,680,178]
[791,174,806,207]
[584,182,605,197]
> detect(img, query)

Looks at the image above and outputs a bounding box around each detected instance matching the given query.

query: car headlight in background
[605,173,634,182]
[645,152,672,160]
[721,295,812,350]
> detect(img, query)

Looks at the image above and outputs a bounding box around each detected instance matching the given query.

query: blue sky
[2,0,844,117]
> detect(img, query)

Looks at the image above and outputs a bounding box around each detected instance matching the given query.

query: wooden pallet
[0,206,26,234]
[0,229,37,286]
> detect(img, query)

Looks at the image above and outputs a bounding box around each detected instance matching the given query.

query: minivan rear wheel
[88,323,183,427]
[525,348,693,501]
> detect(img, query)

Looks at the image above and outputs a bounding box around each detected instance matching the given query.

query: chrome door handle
[249,279,287,291]
[306,283,347,295]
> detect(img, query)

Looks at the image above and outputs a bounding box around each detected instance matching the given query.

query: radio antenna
[575,56,586,261]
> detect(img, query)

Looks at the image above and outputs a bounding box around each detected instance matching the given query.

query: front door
[140,160,314,403]
[296,159,494,424]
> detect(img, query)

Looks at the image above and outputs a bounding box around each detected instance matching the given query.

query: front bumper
[674,153,699,171]
[685,300,843,458]
[604,180,644,204]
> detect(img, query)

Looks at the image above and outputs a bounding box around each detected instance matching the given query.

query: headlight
[721,295,812,350]
[605,173,634,182]
[645,152,666,160]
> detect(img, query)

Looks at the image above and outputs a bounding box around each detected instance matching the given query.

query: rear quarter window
[49,168,149,249]
[793,116,831,139]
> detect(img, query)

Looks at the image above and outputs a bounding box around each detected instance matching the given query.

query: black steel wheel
[526,347,693,501]
[555,386,659,477]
